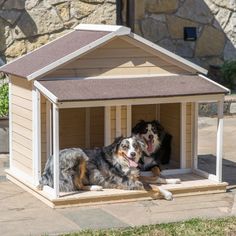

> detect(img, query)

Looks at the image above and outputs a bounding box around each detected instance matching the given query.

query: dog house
[0,24,229,208]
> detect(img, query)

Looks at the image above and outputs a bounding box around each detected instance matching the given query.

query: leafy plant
[0,75,9,117]
[221,60,236,90]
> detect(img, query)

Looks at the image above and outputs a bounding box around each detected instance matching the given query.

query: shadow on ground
[198,154,236,186]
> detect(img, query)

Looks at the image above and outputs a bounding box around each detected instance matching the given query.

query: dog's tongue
[128,159,138,168]
[147,140,153,153]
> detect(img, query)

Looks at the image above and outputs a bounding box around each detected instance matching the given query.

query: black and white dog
[38,136,174,200]
[132,120,181,189]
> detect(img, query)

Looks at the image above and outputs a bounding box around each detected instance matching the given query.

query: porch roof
[36,75,229,103]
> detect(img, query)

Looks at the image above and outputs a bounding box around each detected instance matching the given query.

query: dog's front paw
[90,185,103,191]
[36,184,43,191]
[166,178,181,184]
[164,191,173,201]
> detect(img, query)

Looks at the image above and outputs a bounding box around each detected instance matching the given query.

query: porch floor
[6,170,228,208]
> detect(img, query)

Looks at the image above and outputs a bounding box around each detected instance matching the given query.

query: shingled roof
[0,24,208,80]
[35,75,229,103]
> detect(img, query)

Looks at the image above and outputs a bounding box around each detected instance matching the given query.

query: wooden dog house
[0,24,229,208]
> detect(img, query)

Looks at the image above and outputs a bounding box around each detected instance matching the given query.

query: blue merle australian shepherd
[39,135,178,200]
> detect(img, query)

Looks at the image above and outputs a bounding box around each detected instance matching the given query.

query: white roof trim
[129,32,208,75]
[34,80,58,104]
[198,74,230,94]
[75,24,131,35]
[27,31,118,80]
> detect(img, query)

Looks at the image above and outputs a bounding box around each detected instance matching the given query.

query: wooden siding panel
[11,76,33,175]
[132,104,157,127]
[160,103,180,166]
[59,108,86,149]
[89,107,104,148]
[47,37,190,78]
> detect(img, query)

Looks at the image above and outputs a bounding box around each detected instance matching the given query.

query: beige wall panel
[132,104,157,127]
[12,104,32,119]
[160,103,180,165]
[12,141,32,159]
[12,132,32,150]
[47,37,190,78]
[82,48,151,59]
[121,106,127,136]
[12,158,32,176]
[12,122,32,138]
[59,108,86,149]
[89,107,104,148]
[48,66,184,78]
[101,38,137,49]
[12,113,32,130]
[12,95,32,109]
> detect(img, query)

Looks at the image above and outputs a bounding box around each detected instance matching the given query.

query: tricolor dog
[132,120,181,200]
[39,136,145,192]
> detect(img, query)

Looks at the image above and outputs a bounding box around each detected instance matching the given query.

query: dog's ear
[137,138,146,151]
[132,120,146,134]
[112,136,123,153]
[151,120,164,131]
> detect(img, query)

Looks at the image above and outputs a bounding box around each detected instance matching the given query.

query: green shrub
[0,76,9,117]
[221,60,236,90]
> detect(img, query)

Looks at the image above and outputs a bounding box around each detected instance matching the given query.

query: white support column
[53,104,60,198]
[192,102,199,170]
[46,100,52,157]
[32,87,41,186]
[180,102,186,169]
[8,78,12,169]
[85,107,90,148]
[216,99,224,182]
[126,105,132,136]
[104,106,111,146]
[116,106,121,137]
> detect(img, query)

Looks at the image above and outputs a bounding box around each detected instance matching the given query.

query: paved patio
[0,115,236,236]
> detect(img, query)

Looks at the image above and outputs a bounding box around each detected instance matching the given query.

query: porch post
[216,99,224,182]
[192,102,199,170]
[104,106,111,146]
[180,102,186,169]
[46,100,52,157]
[52,103,60,197]
[32,87,41,185]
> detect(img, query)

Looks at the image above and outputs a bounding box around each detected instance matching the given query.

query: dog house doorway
[132,103,182,170]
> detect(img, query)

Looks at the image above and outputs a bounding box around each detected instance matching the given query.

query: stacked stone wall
[134,0,236,69]
[0,0,116,65]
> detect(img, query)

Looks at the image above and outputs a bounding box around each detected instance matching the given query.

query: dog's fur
[39,136,146,192]
[132,120,181,200]
[39,135,177,200]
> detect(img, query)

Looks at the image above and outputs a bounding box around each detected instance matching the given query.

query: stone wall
[0,0,116,65]
[134,0,236,70]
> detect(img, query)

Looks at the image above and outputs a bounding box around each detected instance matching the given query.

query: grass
[60,217,236,236]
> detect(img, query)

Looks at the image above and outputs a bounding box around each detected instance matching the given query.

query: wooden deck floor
[6,171,228,208]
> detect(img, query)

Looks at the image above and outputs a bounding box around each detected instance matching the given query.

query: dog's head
[112,136,145,168]
[132,120,164,156]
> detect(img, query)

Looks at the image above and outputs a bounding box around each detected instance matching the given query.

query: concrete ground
[0,115,236,236]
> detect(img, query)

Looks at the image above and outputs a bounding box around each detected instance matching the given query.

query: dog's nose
[130,152,136,158]
[149,135,154,140]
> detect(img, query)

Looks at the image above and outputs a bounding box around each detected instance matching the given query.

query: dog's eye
[121,144,129,149]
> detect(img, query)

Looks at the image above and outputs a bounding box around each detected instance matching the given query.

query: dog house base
[6,169,228,208]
